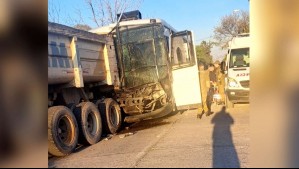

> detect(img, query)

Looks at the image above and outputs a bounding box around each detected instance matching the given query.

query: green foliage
[214,10,249,49]
[196,41,213,66]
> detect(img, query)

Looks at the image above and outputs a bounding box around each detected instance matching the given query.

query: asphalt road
[49,103,249,168]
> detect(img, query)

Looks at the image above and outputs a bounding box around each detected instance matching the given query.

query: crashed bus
[48,11,201,156]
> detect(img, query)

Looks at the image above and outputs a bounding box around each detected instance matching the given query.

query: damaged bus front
[91,17,201,123]
[116,22,173,123]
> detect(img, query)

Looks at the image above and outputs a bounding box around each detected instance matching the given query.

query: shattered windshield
[120,25,168,88]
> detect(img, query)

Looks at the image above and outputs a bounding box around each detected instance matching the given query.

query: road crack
[131,115,183,168]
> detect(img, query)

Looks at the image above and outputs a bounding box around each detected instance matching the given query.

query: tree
[48,0,61,23]
[74,24,92,31]
[85,0,143,27]
[48,2,92,31]
[48,0,142,29]
[214,10,249,48]
[196,41,213,66]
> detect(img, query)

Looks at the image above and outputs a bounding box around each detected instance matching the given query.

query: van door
[170,31,201,109]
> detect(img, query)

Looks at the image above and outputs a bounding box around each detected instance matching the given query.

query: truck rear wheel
[97,98,122,134]
[48,106,78,157]
[74,102,102,145]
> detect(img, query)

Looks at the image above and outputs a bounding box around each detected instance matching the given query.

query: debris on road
[104,134,115,141]
[119,132,136,139]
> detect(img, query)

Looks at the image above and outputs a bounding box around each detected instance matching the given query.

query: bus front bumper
[227,89,249,103]
[124,103,173,123]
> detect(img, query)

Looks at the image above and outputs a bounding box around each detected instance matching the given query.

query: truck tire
[73,102,102,145]
[225,95,234,108]
[97,98,122,134]
[48,106,78,157]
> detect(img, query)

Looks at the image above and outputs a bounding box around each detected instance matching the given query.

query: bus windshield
[229,48,250,68]
[120,24,168,88]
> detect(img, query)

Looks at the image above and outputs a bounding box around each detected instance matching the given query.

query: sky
[49,0,249,61]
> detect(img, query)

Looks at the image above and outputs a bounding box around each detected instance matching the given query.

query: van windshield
[229,48,249,68]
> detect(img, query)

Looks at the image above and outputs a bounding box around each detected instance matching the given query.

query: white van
[222,33,250,108]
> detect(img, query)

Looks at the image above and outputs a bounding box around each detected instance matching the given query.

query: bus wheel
[97,98,122,134]
[48,106,78,156]
[74,102,102,145]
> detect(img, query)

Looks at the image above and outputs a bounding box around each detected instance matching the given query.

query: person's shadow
[211,106,240,168]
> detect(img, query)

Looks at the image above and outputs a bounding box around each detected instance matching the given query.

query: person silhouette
[211,106,240,168]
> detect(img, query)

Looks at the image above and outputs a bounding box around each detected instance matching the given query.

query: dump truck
[48,11,201,157]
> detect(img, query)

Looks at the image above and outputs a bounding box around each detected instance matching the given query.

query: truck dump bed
[48,22,119,86]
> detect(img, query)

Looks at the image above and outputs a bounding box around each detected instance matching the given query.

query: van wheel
[225,95,234,108]
[48,106,78,157]
[74,102,102,145]
[97,98,122,134]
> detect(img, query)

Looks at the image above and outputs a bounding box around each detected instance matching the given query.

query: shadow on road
[211,106,240,168]
[123,109,187,133]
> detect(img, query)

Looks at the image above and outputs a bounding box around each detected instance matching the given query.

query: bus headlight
[228,78,239,87]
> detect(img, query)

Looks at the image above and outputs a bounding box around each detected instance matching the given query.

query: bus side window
[171,31,195,69]
[176,47,183,65]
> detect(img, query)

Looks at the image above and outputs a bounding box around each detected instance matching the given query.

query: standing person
[214,60,225,104]
[197,62,210,119]
[207,64,217,116]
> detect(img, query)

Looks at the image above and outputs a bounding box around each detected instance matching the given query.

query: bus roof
[90,19,177,35]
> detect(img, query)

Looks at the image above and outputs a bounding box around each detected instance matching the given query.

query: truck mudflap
[124,103,173,123]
